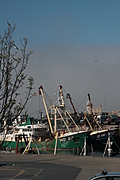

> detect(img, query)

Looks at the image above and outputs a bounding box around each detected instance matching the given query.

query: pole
[54,132,58,155]
[39,86,53,134]
[83,137,86,156]
[39,91,40,119]
[54,108,57,133]
[105,93,106,115]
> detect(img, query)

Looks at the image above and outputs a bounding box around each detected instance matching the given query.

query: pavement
[0,153,120,180]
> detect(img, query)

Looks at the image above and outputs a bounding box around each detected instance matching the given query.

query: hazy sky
[0,0,120,117]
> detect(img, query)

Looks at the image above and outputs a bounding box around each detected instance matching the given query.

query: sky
[0,0,120,117]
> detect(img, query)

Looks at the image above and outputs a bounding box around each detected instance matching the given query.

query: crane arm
[39,86,53,135]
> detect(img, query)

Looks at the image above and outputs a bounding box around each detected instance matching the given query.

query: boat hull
[87,128,120,154]
[0,131,90,155]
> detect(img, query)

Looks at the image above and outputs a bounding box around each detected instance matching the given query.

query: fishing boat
[0,85,91,155]
[85,94,120,155]
[36,85,91,155]
[0,116,49,153]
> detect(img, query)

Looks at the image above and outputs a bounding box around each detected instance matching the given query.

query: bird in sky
[94,60,98,63]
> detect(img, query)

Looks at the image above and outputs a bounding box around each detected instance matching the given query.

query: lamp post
[105,93,107,116]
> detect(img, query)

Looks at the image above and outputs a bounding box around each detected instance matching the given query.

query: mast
[86,93,102,130]
[58,85,65,107]
[66,93,77,115]
[87,93,93,115]
[66,93,80,130]
[58,87,79,131]
[58,85,69,125]
[39,86,53,135]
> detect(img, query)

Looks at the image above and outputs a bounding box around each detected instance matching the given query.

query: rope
[76,95,88,112]
[111,136,120,150]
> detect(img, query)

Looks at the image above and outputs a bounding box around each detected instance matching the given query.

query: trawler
[0,85,91,155]
[85,94,120,155]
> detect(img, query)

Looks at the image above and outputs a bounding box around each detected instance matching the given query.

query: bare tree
[0,22,34,126]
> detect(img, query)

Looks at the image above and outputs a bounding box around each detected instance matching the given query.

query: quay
[0,153,120,179]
